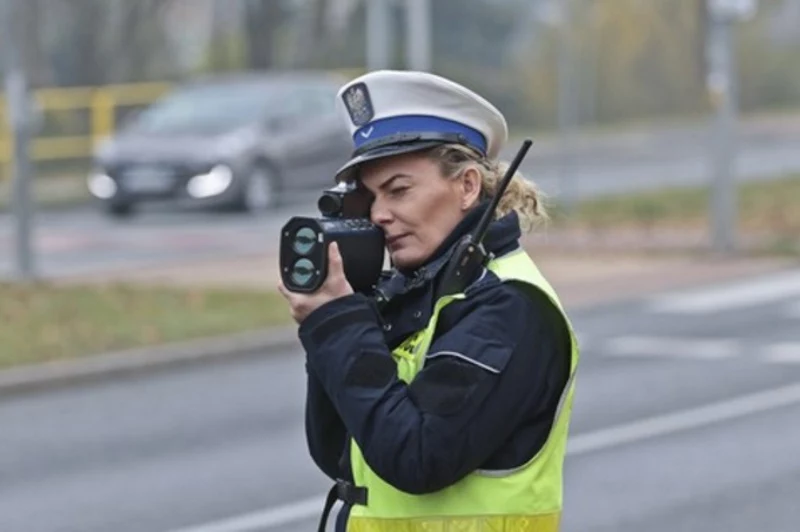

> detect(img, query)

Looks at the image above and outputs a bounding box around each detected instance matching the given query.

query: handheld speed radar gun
[279,180,385,294]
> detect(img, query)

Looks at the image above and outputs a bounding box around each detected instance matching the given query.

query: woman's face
[359,151,482,270]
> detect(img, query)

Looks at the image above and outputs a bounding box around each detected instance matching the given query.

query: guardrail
[0,81,174,179]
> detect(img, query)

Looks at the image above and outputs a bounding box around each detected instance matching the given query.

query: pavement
[1,265,799,532]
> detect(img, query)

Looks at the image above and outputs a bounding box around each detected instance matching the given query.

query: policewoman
[278,70,580,532]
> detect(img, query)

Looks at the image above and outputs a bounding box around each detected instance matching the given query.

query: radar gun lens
[290,258,317,287]
[292,227,317,255]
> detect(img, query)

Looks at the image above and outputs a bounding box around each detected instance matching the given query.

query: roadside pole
[706,0,757,255]
[366,0,393,70]
[557,0,578,214]
[405,0,431,72]
[1,0,36,281]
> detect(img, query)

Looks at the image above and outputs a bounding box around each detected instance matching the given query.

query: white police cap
[334,70,509,180]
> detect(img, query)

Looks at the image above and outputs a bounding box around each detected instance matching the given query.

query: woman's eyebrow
[379,174,412,190]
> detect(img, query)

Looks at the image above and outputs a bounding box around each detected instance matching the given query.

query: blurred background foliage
[9,0,800,131]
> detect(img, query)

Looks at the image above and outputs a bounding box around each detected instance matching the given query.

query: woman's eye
[389,187,409,197]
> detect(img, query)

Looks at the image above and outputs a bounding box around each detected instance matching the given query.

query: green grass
[550,174,800,244]
[0,282,293,370]
[0,173,91,213]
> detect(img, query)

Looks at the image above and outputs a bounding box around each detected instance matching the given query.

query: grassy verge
[547,174,800,254]
[0,173,91,213]
[0,282,293,370]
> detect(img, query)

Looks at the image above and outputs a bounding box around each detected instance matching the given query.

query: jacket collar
[377,202,521,299]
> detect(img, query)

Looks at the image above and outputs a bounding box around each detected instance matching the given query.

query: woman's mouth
[386,233,409,250]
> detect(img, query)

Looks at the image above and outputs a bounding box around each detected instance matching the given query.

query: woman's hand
[278,242,354,324]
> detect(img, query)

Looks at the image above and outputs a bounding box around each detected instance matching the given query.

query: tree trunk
[244,0,284,70]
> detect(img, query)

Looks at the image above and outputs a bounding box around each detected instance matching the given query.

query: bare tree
[243,0,286,69]
[42,0,174,86]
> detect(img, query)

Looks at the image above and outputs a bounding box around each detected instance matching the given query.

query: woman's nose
[370,200,393,226]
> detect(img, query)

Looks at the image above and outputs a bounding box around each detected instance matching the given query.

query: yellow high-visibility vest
[346,248,581,532]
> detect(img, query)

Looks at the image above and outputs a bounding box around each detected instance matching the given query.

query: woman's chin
[390,248,425,271]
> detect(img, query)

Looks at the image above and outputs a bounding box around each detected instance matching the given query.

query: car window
[126,79,340,135]
[127,83,288,134]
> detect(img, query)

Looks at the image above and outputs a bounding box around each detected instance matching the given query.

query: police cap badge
[342,82,374,127]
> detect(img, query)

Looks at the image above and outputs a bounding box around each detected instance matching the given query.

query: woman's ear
[460,167,483,210]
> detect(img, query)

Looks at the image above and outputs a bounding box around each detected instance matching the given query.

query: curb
[0,325,300,397]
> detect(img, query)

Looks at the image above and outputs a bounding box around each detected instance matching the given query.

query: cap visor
[335,140,446,182]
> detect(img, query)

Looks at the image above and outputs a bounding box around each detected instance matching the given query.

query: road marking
[786,300,800,320]
[166,496,327,532]
[567,380,800,454]
[604,336,740,360]
[165,380,800,532]
[762,343,800,364]
[646,270,800,314]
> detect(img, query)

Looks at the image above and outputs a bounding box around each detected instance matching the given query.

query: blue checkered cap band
[335,70,508,162]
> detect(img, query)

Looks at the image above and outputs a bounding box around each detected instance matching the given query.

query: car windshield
[125,82,287,135]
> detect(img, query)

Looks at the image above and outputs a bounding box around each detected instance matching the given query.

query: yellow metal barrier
[0,81,173,177]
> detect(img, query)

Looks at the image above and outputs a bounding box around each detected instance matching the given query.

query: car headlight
[186,164,234,198]
[87,171,117,199]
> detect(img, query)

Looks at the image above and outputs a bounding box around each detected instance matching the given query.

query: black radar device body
[280,180,385,294]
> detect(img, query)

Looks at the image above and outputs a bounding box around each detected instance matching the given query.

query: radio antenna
[435,139,534,298]
[470,138,532,245]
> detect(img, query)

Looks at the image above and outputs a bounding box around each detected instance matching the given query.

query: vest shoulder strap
[487,249,566,314]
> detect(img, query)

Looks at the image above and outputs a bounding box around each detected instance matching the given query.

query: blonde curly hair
[424,143,549,233]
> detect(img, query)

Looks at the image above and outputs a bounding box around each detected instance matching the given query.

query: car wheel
[243,165,281,213]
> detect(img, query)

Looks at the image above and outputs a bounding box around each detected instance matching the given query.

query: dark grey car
[87,71,353,216]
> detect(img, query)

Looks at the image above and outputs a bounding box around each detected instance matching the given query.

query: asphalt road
[2,269,800,532]
[2,118,800,280]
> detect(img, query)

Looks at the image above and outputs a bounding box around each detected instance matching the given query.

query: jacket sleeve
[298,283,571,495]
[304,362,348,481]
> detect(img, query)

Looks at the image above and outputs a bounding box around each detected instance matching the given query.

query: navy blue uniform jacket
[298,203,572,530]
